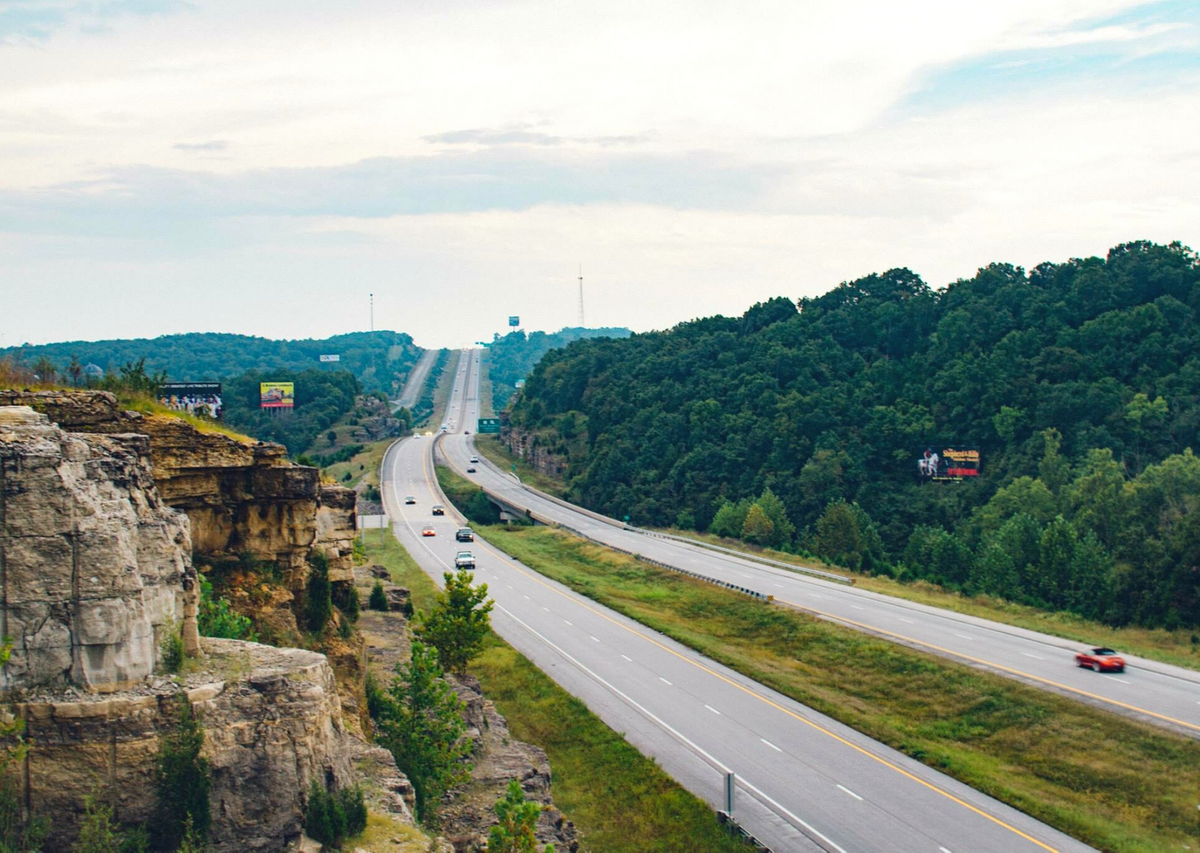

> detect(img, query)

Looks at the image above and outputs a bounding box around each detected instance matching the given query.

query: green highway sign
[477,417,501,434]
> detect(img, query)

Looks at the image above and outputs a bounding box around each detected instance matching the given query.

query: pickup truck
[454,551,476,570]
[456,528,474,542]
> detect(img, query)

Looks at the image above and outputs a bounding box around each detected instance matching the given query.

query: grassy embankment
[472,434,569,498]
[322,438,394,489]
[466,522,1200,853]
[657,527,1200,672]
[363,533,749,853]
[466,436,1200,671]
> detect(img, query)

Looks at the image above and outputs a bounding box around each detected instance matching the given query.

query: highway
[439,348,1200,741]
[393,348,438,412]
[382,349,1093,853]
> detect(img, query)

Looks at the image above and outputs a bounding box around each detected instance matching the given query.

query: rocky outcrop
[15,640,356,852]
[0,406,188,694]
[0,391,357,586]
[502,428,568,480]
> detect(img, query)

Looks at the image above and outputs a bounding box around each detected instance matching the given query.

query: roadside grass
[477,350,495,419]
[478,525,1200,853]
[472,435,569,497]
[434,464,480,512]
[323,437,394,489]
[656,527,1200,672]
[426,349,457,428]
[363,534,749,853]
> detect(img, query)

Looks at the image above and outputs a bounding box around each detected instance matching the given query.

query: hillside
[3,330,422,395]
[508,241,1200,628]
[488,326,631,410]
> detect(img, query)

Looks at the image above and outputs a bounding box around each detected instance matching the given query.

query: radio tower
[577,265,585,327]
[370,293,374,331]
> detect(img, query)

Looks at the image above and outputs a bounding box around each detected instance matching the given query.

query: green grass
[656,527,1200,672]
[477,525,1200,853]
[472,435,569,498]
[322,437,394,489]
[425,349,457,428]
[362,534,749,853]
[478,350,495,419]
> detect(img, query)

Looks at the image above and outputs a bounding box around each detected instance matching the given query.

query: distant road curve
[394,348,438,412]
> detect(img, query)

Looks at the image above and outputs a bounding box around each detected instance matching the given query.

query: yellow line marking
[773,599,1200,734]
[422,433,1058,852]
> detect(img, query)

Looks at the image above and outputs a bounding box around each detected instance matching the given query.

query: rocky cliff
[0,391,357,586]
[0,406,187,694]
[502,427,568,481]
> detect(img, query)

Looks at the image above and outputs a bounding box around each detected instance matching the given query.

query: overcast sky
[1,0,1197,349]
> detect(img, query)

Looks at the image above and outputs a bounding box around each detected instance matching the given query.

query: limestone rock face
[17,640,355,852]
[0,407,188,694]
[502,428,568,480]
[0,391,357,589]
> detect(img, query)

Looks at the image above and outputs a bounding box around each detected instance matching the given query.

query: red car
[421,527,436,537]
[1075,647,1125,672]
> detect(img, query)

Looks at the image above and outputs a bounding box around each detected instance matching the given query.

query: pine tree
[306,552,333,633]
[414,569,494,674]
[756,487,795,548]
[488,779,543,853]
[369,581,389,611]
[152,702,211,850]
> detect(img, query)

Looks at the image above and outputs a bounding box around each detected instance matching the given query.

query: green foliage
[197,574,256,641]
[414,570,494,675]
[159,623,184,674]
[306,553,333,634]
[222,367,361,455]
[303,781,367,849]
[372,641,472,824]
[508,241,1200,627]
[487,779,543,853]
[487,327,631,410]
[72,791,147,853]
[368,581,389,612]
[0,785,46,853]
[739,503,774,546]
[152,702,211,850]
[333,582,360,623]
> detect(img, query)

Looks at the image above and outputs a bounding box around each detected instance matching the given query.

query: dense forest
[509,242,1200,628]
[3,331,422,395]
[488,326,630,410]
[222,368,362,454]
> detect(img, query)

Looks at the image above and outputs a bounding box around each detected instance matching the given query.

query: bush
[333,583,360,623]
[152,703,211,850]
[369,581,389,611]
[197,574,256,641]
[159,623,184,674]
[414,570,494,675]
[304,781,367,848]
[487,779,544,853]
[306,553,333,633]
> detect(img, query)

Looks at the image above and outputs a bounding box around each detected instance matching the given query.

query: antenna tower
[577,265,585,327]
[370,293,374,331]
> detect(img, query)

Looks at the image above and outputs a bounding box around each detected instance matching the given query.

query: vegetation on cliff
[509,241,1200,628]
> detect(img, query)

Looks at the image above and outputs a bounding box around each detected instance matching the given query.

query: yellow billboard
[260,382,294,409]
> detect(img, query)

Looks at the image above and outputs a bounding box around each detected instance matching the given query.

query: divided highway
[441,348,1200,741]
[382,349,1092,853]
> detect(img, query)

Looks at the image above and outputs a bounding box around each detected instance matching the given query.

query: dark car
[456,527,474,542]
[466,466,477,473]
[1075,647,1125,672]
[432,505,445,516]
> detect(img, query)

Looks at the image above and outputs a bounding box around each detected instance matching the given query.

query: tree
[197,573,256,640]
[369,581,389,611]
[152,702,211,850]
[415,569,493,674]
[327,429,338,445]
[815,501,864,569]
[306,552,333,633]
[756,487,795,548]
[740,504,775,546]
[709,500,749,539]
[488,779,544,853]
[373,642,472,823]
[1036,516,1078,607]
[1038,428,1070,497]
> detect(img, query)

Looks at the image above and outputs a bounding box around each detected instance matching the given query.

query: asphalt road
[438,349,1200,741]
[381,349,1093,853]
[393,348,438,412]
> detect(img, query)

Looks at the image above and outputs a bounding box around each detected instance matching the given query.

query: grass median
[476,524,1200,853]
[363,534,749,853]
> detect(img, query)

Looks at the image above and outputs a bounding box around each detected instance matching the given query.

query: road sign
[508,315,520,327]
[477,417,501,434]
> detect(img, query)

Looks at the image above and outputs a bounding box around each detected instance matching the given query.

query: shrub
[159,623,184,673]
[152,703,211,850]
[306,553,333,633]
[369,581,389,611]
[304,781,367,848]
[487,779,544,853]
[333,583,360,623]
[197,573,256,641]
[414,570,493,674]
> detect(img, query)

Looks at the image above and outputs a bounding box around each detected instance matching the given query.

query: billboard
[319,354,340,363]
[260,382,295,409]
[508,315,520,327]
[158,382,222,419]
[918,446,980,481]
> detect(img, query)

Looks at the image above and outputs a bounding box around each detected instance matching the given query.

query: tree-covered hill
[3,331,421,395]
[509,241,1200,628]
[488,327,631,410]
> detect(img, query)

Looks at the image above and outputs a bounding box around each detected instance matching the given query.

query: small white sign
[357,514,390,529]
[319,354,341,362]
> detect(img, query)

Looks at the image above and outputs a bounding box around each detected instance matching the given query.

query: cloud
[173,140,228,152]
[0,1,189,45]
[423,127,563,146]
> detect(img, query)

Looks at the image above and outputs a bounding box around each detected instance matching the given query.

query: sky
[1,0,1198,350]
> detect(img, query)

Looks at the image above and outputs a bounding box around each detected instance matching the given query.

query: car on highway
[432,505,445,516]
[456,527,474,542]
[1076,647,1125,672]
[466,466,477,473]
[454,551,475,569]
[404,495,416,505]
[470,456,479,463]
[421,527,436,537]
[464,429,470,434]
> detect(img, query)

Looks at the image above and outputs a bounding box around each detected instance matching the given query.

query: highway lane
[442,348,1200,739]
[393,348,438,412]
[382,349,1092,853]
